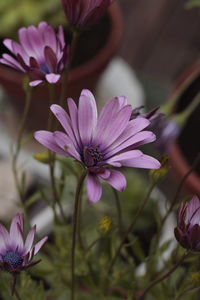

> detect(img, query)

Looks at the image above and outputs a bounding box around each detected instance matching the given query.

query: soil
[175,74,200,174]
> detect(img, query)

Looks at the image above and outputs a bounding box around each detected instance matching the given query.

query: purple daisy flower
[62,0,114,29]
[0,22,69,87]
[34,89,160,203]
[174,196,200,251]
[0,214,48,273]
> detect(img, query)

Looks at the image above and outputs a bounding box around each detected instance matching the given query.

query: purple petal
[45,73,60,84]
[105,150,143,167]
[24,225,36,255]
[33,236,48,256]
[78,89,97,145]
[106,131,156,158]
[104,117,150,154]
[187,196,200,225]
[53,131,81,161]
[100,169,126,191]
[94,104,132,150]
[0,224,10,248]
[34,131,67,155]
[0,54,25,72]
[44,46,57,73]
[67,98,82,150]
[121,154,161,169]
[29,80,43,87]
[50,104,79,151]
[10,214,24,252]
[86,174,102,203]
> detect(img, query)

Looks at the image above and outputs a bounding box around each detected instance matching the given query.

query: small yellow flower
[99,216,113,233]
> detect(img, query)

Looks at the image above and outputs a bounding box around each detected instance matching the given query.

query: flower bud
[99,216,113,233]
[174,196,200,251]
[150,156,169,182]
[34,152,53,164]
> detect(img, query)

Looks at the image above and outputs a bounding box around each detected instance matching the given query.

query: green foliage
[0,0,66,38]
[186,0,200,7]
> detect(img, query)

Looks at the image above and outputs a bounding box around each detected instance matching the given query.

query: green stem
[138,252,189,300]
[71,170,87,300]
[175,286,200,300]
[112,188,123,234]
[107,181,156,275]
[12,87,32,203]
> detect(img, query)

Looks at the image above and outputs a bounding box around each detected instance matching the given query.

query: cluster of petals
[62,0,114,28]
[0,214,48,273]
[174,196,200,251]
[0,22,69,87]
[34,89,160,203]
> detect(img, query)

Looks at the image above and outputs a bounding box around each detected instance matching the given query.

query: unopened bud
[33,152,53,164]
[150,156,169,182]
[99,216,113,234]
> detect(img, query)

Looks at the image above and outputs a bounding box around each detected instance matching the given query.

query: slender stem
[14,290,22,300]
[71,170,87,300]
[138,252,189,300]
[112,188,123,234]
[107,181,156,275]
[159,152,200,232]
[175,286,200,300]
[12,87,32,203]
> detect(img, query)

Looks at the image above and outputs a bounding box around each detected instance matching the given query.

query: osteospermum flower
[174,196,200,251]
[0,22,69,87]
[0,214,48,273]
[62,0,114,29]
[34,89,160,202]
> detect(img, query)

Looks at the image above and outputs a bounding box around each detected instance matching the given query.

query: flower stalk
[71,170,87,300]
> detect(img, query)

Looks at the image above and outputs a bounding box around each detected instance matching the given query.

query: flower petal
[34,131,67,155]
[29,80,43,87]
[86,174,102,203]
[24,225,36,255]
[33,236,48,256]
[45,73,60,84]
[10,214,24,252]
[121,154,161,169]
[78,89,97,145]
[100,169,126,191]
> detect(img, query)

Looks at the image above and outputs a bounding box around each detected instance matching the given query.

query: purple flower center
[40,64,50,74]
[3,251,23,269]
[84,146,104,167]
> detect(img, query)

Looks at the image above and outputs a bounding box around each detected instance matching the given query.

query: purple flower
[174,196,200,251]
[62,0,114,29]
[0,22,69,87]
[34,89,160,202]
[0,214,48,273]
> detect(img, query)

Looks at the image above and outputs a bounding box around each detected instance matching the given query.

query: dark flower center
[3,251,23,269]
[84,146,104,167]
[40,64,50,74]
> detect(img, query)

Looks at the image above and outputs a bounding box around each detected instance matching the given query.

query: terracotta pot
[0,3,123,130]
[168,60,200,196]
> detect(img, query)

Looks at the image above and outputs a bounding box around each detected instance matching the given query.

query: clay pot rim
[169,59,200,196]
[0,2,123,85]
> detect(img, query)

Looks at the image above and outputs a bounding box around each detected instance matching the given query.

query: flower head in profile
[34,89,160,202]
[174,196,200,251]
[62,0,114,29]
[0,214,48,273]
[0,22,69,87]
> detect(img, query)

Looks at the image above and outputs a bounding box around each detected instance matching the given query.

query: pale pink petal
[24,225,36,255]
[86,174,102,203]
[45,73,60,84]
[29,80,43,87]
[33,236,48,256]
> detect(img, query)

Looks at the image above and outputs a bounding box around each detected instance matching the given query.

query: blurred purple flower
[131,106,180,152]
[62,0,114,29]
[34,89,160,203]
[174,196,200,251]
[0,22,69,87]
[0,214,48,273]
